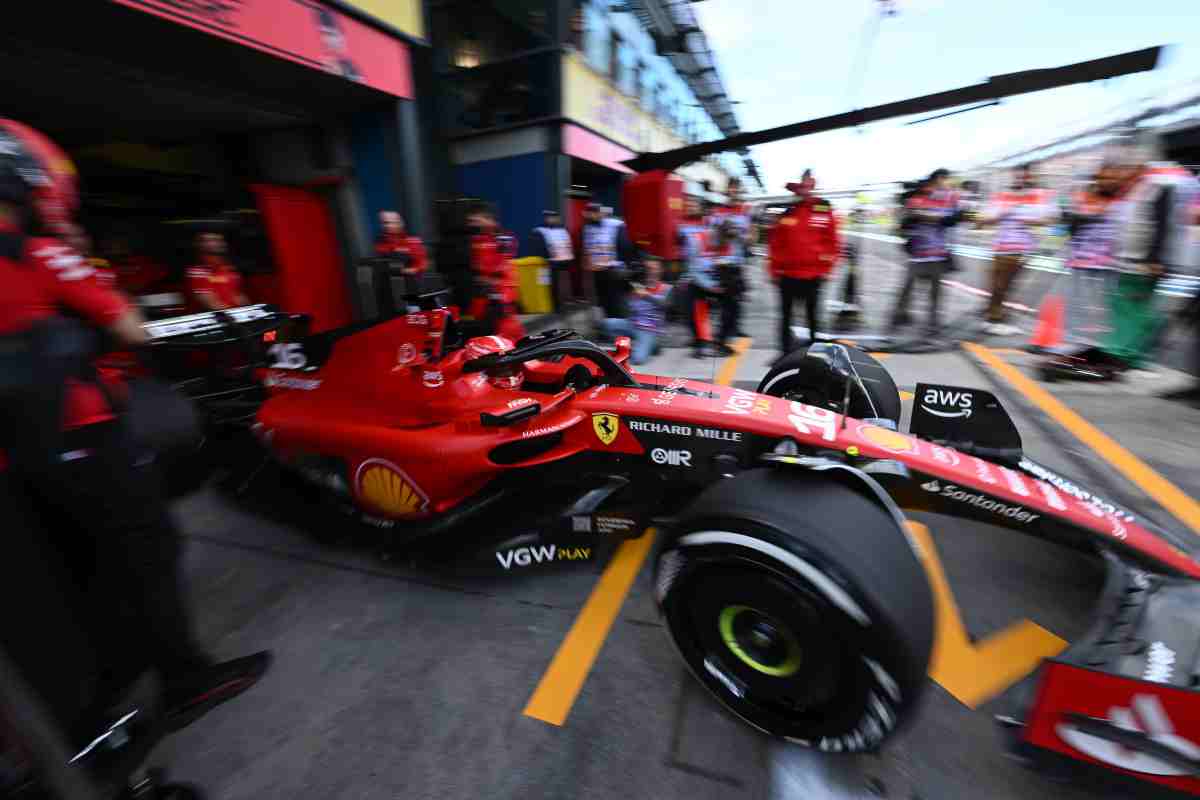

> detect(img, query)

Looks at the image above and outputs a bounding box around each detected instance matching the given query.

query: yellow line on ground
[908,522,1066,709]
[963,342,1200,536]
[714,336,752,387]
[524,338,750,727]
[522,529,658,725]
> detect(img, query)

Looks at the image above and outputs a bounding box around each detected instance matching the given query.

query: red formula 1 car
[141,275,1200,796]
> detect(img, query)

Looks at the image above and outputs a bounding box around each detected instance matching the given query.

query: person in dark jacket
[581,202,634,320]
[888,168,960,336]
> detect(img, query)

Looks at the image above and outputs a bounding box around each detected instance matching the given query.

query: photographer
[887,168,959,337]
[708,178,751,339]
[600,255,669,365]
[713,218,746,347]
[582,203,635,320]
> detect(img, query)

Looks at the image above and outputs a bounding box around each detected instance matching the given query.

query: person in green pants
[1102,269,1166,370]
[1099,156,1199,376]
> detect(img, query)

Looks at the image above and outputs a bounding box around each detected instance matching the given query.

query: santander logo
[1057,693,1200,776]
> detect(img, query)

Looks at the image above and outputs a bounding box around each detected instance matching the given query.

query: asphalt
[152,235,1200,799]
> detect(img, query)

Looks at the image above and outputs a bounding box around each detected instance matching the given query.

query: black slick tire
[655,469,933,752]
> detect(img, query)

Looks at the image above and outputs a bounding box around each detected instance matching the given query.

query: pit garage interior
[1,3,410,331]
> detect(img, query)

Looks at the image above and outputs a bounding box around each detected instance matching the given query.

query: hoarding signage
[111,0,413,98]
[339,0,424,41]
[563,52,682,155]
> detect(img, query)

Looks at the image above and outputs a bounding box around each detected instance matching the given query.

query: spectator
[601,256,669,365]
[375,210,427,275]
[466,202,525,342]
[769,170,840,355]
[888,168,959,337]
[978,164,1057,335]
[1101,156,1200,380]
[1059,164,1123,347]
[1164,190,1200,403]
[531,209,576,312]
[186,230,248,312]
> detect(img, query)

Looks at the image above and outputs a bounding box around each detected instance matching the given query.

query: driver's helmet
[0,119,79,233]
[463,335,524,390]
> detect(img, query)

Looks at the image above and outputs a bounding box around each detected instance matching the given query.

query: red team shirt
[375,233,428,273]
[768,197,841,280]
[471,231,519,300]
[186,258,245,311]
[0,237,131,429]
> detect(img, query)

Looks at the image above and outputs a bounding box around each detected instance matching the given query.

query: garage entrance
[3,2,405,330]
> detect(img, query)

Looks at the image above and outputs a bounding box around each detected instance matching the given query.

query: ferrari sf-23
[143,275,1200,797]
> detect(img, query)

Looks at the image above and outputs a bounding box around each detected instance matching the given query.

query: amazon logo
[920,388,974,420]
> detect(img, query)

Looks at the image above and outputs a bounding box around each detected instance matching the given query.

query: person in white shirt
[531,210,576,312]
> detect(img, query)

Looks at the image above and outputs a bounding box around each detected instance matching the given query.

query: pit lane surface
[155,249,1200,799]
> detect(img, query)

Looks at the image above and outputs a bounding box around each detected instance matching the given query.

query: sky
[691,0,1200,193]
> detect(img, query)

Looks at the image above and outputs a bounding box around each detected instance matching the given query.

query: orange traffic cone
[1029,294,1065,351]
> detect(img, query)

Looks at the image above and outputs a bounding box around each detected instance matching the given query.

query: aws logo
[355,458,429,516]
[920,388,974,419]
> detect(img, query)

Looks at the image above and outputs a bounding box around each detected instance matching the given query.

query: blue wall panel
[348,108,400,243]
[456,152,547,256]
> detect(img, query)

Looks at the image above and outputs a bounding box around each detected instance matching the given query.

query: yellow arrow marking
[713,336,752,386]
[908,522,1068,709]
[522,529,658,725]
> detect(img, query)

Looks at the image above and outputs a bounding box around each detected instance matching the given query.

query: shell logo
[355,458,429,516]
[51,154,77,176]
[857,424,916,454]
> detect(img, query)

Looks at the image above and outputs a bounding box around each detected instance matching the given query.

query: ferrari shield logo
[592,413,620,445]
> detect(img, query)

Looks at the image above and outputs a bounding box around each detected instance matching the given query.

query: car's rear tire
[757,345,901,426]
[655,469,932,752]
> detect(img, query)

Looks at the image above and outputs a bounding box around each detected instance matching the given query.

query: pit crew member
[0,118,270,740]
[375,210,427,276]
[769,170,840,355]
[467,202,525,342]
[186,229,248,312]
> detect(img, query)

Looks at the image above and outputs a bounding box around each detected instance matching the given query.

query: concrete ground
[154,240,1200,799]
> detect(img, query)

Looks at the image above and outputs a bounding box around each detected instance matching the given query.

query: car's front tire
[656,469,932,752]
[758,344,901,426]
